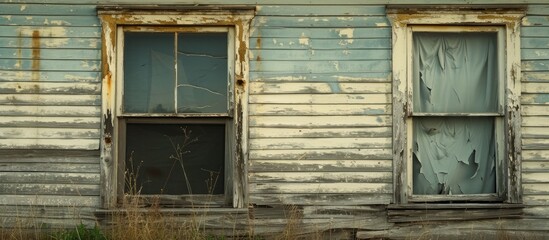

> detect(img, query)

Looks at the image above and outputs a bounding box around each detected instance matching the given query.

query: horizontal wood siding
[249,5,392,206]
[0,150,100,228]
[0,2,101,229]
[521,6,549,208]
[0,2,100,150]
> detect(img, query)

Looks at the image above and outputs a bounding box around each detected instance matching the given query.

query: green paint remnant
[534,94,549,104]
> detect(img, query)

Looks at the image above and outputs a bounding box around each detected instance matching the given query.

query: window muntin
[118,27,235,205]
[408,26,505,200]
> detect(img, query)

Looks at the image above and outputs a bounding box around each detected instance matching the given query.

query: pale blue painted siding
[0,2,101,227]
[248,5,393,205]
[0,0,548,235]
[521,5,549,206]
[0,3,101,149]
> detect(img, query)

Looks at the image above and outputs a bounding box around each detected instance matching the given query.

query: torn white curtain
[412,32,498,195]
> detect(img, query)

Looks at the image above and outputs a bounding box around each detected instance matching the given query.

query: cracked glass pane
[124,32,175,113]
[412,32,498,195]
[177,33,228,113]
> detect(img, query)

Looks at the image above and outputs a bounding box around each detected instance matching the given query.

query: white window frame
[388,9,524,204]
[117,26,235,207]
[98,8,254,209]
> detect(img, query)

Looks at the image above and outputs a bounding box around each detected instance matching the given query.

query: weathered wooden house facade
[1,0,549,238]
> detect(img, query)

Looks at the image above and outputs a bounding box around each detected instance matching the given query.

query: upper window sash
[117,26,235,118]
[406,26,506,117]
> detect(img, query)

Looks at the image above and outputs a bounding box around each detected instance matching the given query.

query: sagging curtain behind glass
[412,32,498,195]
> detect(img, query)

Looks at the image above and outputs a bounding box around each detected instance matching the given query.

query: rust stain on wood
[31,30,40,81]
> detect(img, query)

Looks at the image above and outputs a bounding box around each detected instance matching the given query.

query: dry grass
[106,198,205,240]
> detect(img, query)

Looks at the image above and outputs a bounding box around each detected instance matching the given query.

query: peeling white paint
[19,26,67,38]
[337,28,354,45]
[50,20,68,26]
[43,38,69,48]
[20,5,26,11]
[269,76,306,81]
[88,39,99,48]
[337,17,353,21]
[81,61,99,71]
[375,22,389,27]
[64,74,97,82]
[521,18,531,26]
[331,61,340,72]
[334,75,387,82]
[338,28,354,38]
[299,33,310,46]
[313,18,329,22]
[3,16,12,21]
[257,16,268,25]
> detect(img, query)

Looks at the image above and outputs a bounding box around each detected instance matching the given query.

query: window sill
[387,203,524,223]
[94,207,248,219]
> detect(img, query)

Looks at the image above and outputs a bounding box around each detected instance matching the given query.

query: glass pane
[412,117,496,195]
[413,32,498,113]
[124,32,175,113]
[177,33,228,113]
[125,123,225,195]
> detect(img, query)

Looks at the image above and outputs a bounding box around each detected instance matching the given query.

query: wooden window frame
[388,8,524,204]
[98,7,254,209]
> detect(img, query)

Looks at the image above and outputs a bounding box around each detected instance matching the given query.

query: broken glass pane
[413,117,496,195]
[177,33,228,113]
[125,123,225,195]
[124,32,175,113]
[412,32,498,113]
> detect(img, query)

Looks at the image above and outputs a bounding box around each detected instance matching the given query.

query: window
[98,8,254,208]
[388,9,524,204]
[120,28,234,202]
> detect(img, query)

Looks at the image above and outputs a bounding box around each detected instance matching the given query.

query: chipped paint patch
[376,22,389,27]
[331,61,340,71]
[42,38,69,48]
[19,26,67,38]
[88,39,99,48]
[270,76,306,81]
[337,28,354,45]
[81,61,99,71]
[299,34,310,46]
[337,17,353,21]
[334,75,387,82]
[338,28,354,38]
[20,5,27,11]
[64,74,97,82]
